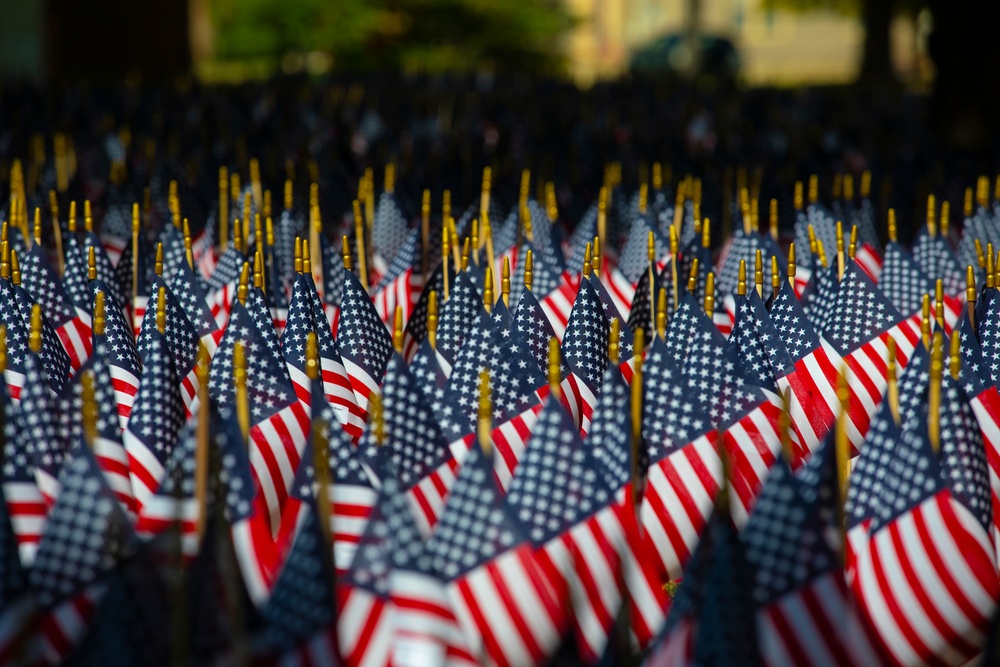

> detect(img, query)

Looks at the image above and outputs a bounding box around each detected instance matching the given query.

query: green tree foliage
[210,0,575,73]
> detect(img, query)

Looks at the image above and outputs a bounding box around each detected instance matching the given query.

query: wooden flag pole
[49,191,64,276]
[392,306,404,354]
[81,370,96,450]
[194,348,210,539]
[441,227,451,300]
[478,370,492,456]
[928,332,943,454]
[353,200,368,292]
[779,388,794,464]
[631,328,645,491]
[835,221,845,281]
[156,287,166,334]
[835,365,851,544]
[421,190,430,281]
[886,337,899,426]
[483,211,496,278]
[669,226,679,312]
[306,332,335,553]
[949,330,961,380]
[548,337,561,400]
[647,231,656,334]
[132,202,140,328]
[234,340,250,444]
[28,304,42,353]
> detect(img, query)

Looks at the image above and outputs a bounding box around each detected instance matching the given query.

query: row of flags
[2,153,1000,667]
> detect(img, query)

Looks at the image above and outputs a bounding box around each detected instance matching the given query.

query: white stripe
[232,521,270,605]
[771,583,839,667]
[854,533,920,665]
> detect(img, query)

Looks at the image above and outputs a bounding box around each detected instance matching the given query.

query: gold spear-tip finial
[524,249,534,293]
[968,266,978,329]
[702,217,711,249]
[548,337,561,400]
[68,200,77,233]
[583,242,592,278]
[738,259,747,296]
[384,163,395,195]
[934,279,944,330]
[11,249,20,286]
[302,238,311,276]
[483,266,494,313]
[888,208,897,243]
[427,290,439,350]
[94,290,106,336]
[460,238,471,272]
[848,225,858,260]
[754,249,764,298]
[84,199,93,233]
[656,288,668,338]
[609,317,620,365]
[950,330,961,380]
[28,303,42,353]
[941,200,950,238]
[501,256,511,307]
[807,223,818,254]
[687,258,700,295]
[393,306,404,353]
[87,246,97,281]
[154,242,163,276]
[808,174,818,204]
[592,236,601,276]
[705,272,716,318]
[341,235,352,271]
[647,230,655,264]
[471,219,479,266]
[156,286,166,334]
[237,262,250,305]
[844,173,854,201]
[771,256,781,295]
[305,331,319,381]
[787,242,797,288]
[254,251,265,290]
[769,198,779,240]
[965,187,974,218]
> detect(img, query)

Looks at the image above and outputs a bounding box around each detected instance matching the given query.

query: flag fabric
[209,290,309,533]
[58,332,137,518]
[559,279,609,434]
[513,286,559,376]
[880,241,961,332]
[510,242,578,340]
[283,272,365,441]
[645,508,760,667]
[849,413,999,667]
[20,245,92,371]
[743,455,883,667]
[423,444,568,666]
[912,231,965,299]
[816,263,921,448]
[0,370,42,566]
[10,279,72,395]
[17,346,66,508]
[372,229,423,327]
[89,281,142,427]
[28,444,139,664]
[136,276,202,416]
[336,269,394,417]
[253,499,341,666]
[283,383,377,576]
[505,397,621,662]
[0,463,36,665]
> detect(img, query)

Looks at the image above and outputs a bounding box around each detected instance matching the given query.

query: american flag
[368,350,458,536]
[18,346,66,509]
[58,335,136,518]
[20,245,92,371]
[424,443,568,666]
[685,305,783,525]
[10,281,71,394]
[60,234,91,312]
[283,385,377,576]
[513,286,559,377]
[209,292,308,533]
[818,263,921,448]
[849,412,998,666]
[254,498,340,666]
[90,281,142,426]
[510,242,578,340]
[132,417,200,556]
[743,456,882,666]
[28,444,138,663]
[336,269,394,417]
[912,230,965,298]
[211,402,282,605]
[372,230,423,328]
[167,256,224,355]
[0,464,35,665]
[336,475,398,667]
[626,261,656,338]
[0,282,32,400]
[283,272,364,441]
[123,330,186,516]
[371,189,410,273]
[0,369,42,566]
[433,270,484,369]
[584,363,667,647]
[504,397,622,661]
[645,508,760,666]
[83,230,126,308]
[880,241,961,332]
[957,313,1000,551]
[559,279,609,434]
[617,218,667,285]
[640,334,716,580]
[136,276,201,416]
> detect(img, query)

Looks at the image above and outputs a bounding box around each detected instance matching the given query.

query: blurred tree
[210,0,574,72]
